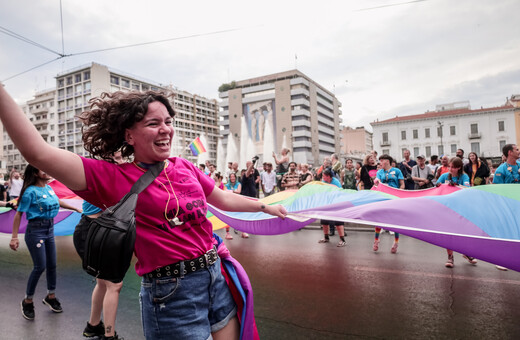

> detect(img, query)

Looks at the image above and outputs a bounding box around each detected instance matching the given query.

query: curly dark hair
[80,91,175,161]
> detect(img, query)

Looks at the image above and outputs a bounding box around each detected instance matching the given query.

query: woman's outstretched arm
[0,85,86,190]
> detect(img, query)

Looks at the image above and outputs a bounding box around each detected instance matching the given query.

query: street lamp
[437,121,443,155]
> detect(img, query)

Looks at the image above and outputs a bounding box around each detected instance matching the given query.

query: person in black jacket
[464,152,490,186]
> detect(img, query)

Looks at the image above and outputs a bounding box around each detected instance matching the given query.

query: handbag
[83,161,163,282]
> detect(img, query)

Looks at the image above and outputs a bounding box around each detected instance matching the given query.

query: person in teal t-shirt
[436,157,475,268]
[318,169,347,247]
[373,155,404,254]
[493,144,520,184]
[10,165,81,321]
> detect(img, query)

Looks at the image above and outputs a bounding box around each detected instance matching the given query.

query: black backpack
[83,162,163,282]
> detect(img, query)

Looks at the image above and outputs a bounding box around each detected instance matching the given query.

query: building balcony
[292,120,311,128]
[39,129,50,137]
[380,140,391,147]
[290,87,310,97]
[468,133,481,139]
[291,98,310,108]
[293,140,312,149]
[32,107,49,115]
[292,109,310,118]
[33,119,49,126]
[293,130,312,138]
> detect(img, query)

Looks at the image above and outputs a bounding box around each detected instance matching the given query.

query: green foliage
[218,81,236,93]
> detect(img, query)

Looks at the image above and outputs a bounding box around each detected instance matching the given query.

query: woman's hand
[10,237,19,251]
[263,204,287,219]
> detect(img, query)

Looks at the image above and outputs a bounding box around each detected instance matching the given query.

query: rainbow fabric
[208,182,520,271]
[2,181,520,271]
[189,137,206,156]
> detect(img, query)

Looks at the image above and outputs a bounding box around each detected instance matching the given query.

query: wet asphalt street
[1,225,519,339]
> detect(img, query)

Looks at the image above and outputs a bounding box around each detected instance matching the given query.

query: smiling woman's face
[125,101,174,164]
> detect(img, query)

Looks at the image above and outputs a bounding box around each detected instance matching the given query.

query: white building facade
[371,100,517,161]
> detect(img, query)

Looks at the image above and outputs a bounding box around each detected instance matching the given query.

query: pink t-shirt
[73,157,216,276]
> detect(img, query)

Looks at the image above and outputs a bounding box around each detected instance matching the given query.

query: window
[110,76,119,85]
[450,126,456,136]
[84,71,90,80]
[425,128,430,138]
[382,132,388,142]
[382,149,389,155]
[425,146,431,157]
[132,83,140,90]
[470,123,478,134]
[58,79,64,88]
[413,147,419,158]
[499,140,506,151]
[471,142,480,155]
[413,129,418,139]
[75,74,81,83]
[84,82,91,90]
[401,130,406,140]
[50,136,55,142]
[66,76,73,85]
[121,79,130,88]
[451,144,457,154]
[438,145,444,155]
[498,121,504,132]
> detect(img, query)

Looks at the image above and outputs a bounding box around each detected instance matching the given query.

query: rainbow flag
[189,137,207,156]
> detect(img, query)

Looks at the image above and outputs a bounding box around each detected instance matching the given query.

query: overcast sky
[1,0,519,131]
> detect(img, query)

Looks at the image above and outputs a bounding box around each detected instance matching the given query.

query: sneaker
[225,232,233,240]
[42,295,63,313]
[21,300,35,320]
[83,320,105,338]
[391,242,398,254]
[462,254,477,265]
[373,239,380,252]
[102,332,123,340]
[318,238,330,243]
[496,265,508,271]
[241,233,249,238]
[337,241,346,247]
[445,257,454,268]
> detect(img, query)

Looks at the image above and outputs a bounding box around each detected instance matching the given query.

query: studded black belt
[145,247,218,279]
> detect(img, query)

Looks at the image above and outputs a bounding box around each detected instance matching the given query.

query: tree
[218,81,236,93]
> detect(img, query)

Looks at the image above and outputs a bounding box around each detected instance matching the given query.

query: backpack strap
[129,161,164,195]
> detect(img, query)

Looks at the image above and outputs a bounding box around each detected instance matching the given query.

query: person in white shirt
[9,169,24,199]
[260,162,277,197]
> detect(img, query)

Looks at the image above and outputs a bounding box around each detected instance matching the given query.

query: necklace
[132,160,184,226]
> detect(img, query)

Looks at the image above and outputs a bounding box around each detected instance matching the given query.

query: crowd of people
[203,145,518,266]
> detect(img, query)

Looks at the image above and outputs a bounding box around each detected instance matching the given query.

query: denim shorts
[139,257,237,340]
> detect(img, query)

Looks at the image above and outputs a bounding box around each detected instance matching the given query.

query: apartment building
[3,62,219,171]
[371,99,518,161]
[218,70,342,167]
[340,126,373,161]
[3,88,57,174]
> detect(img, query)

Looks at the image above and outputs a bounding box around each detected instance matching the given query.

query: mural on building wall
[242,100,277,165]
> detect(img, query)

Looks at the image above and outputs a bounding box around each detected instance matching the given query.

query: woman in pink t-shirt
[0,86,287,340]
